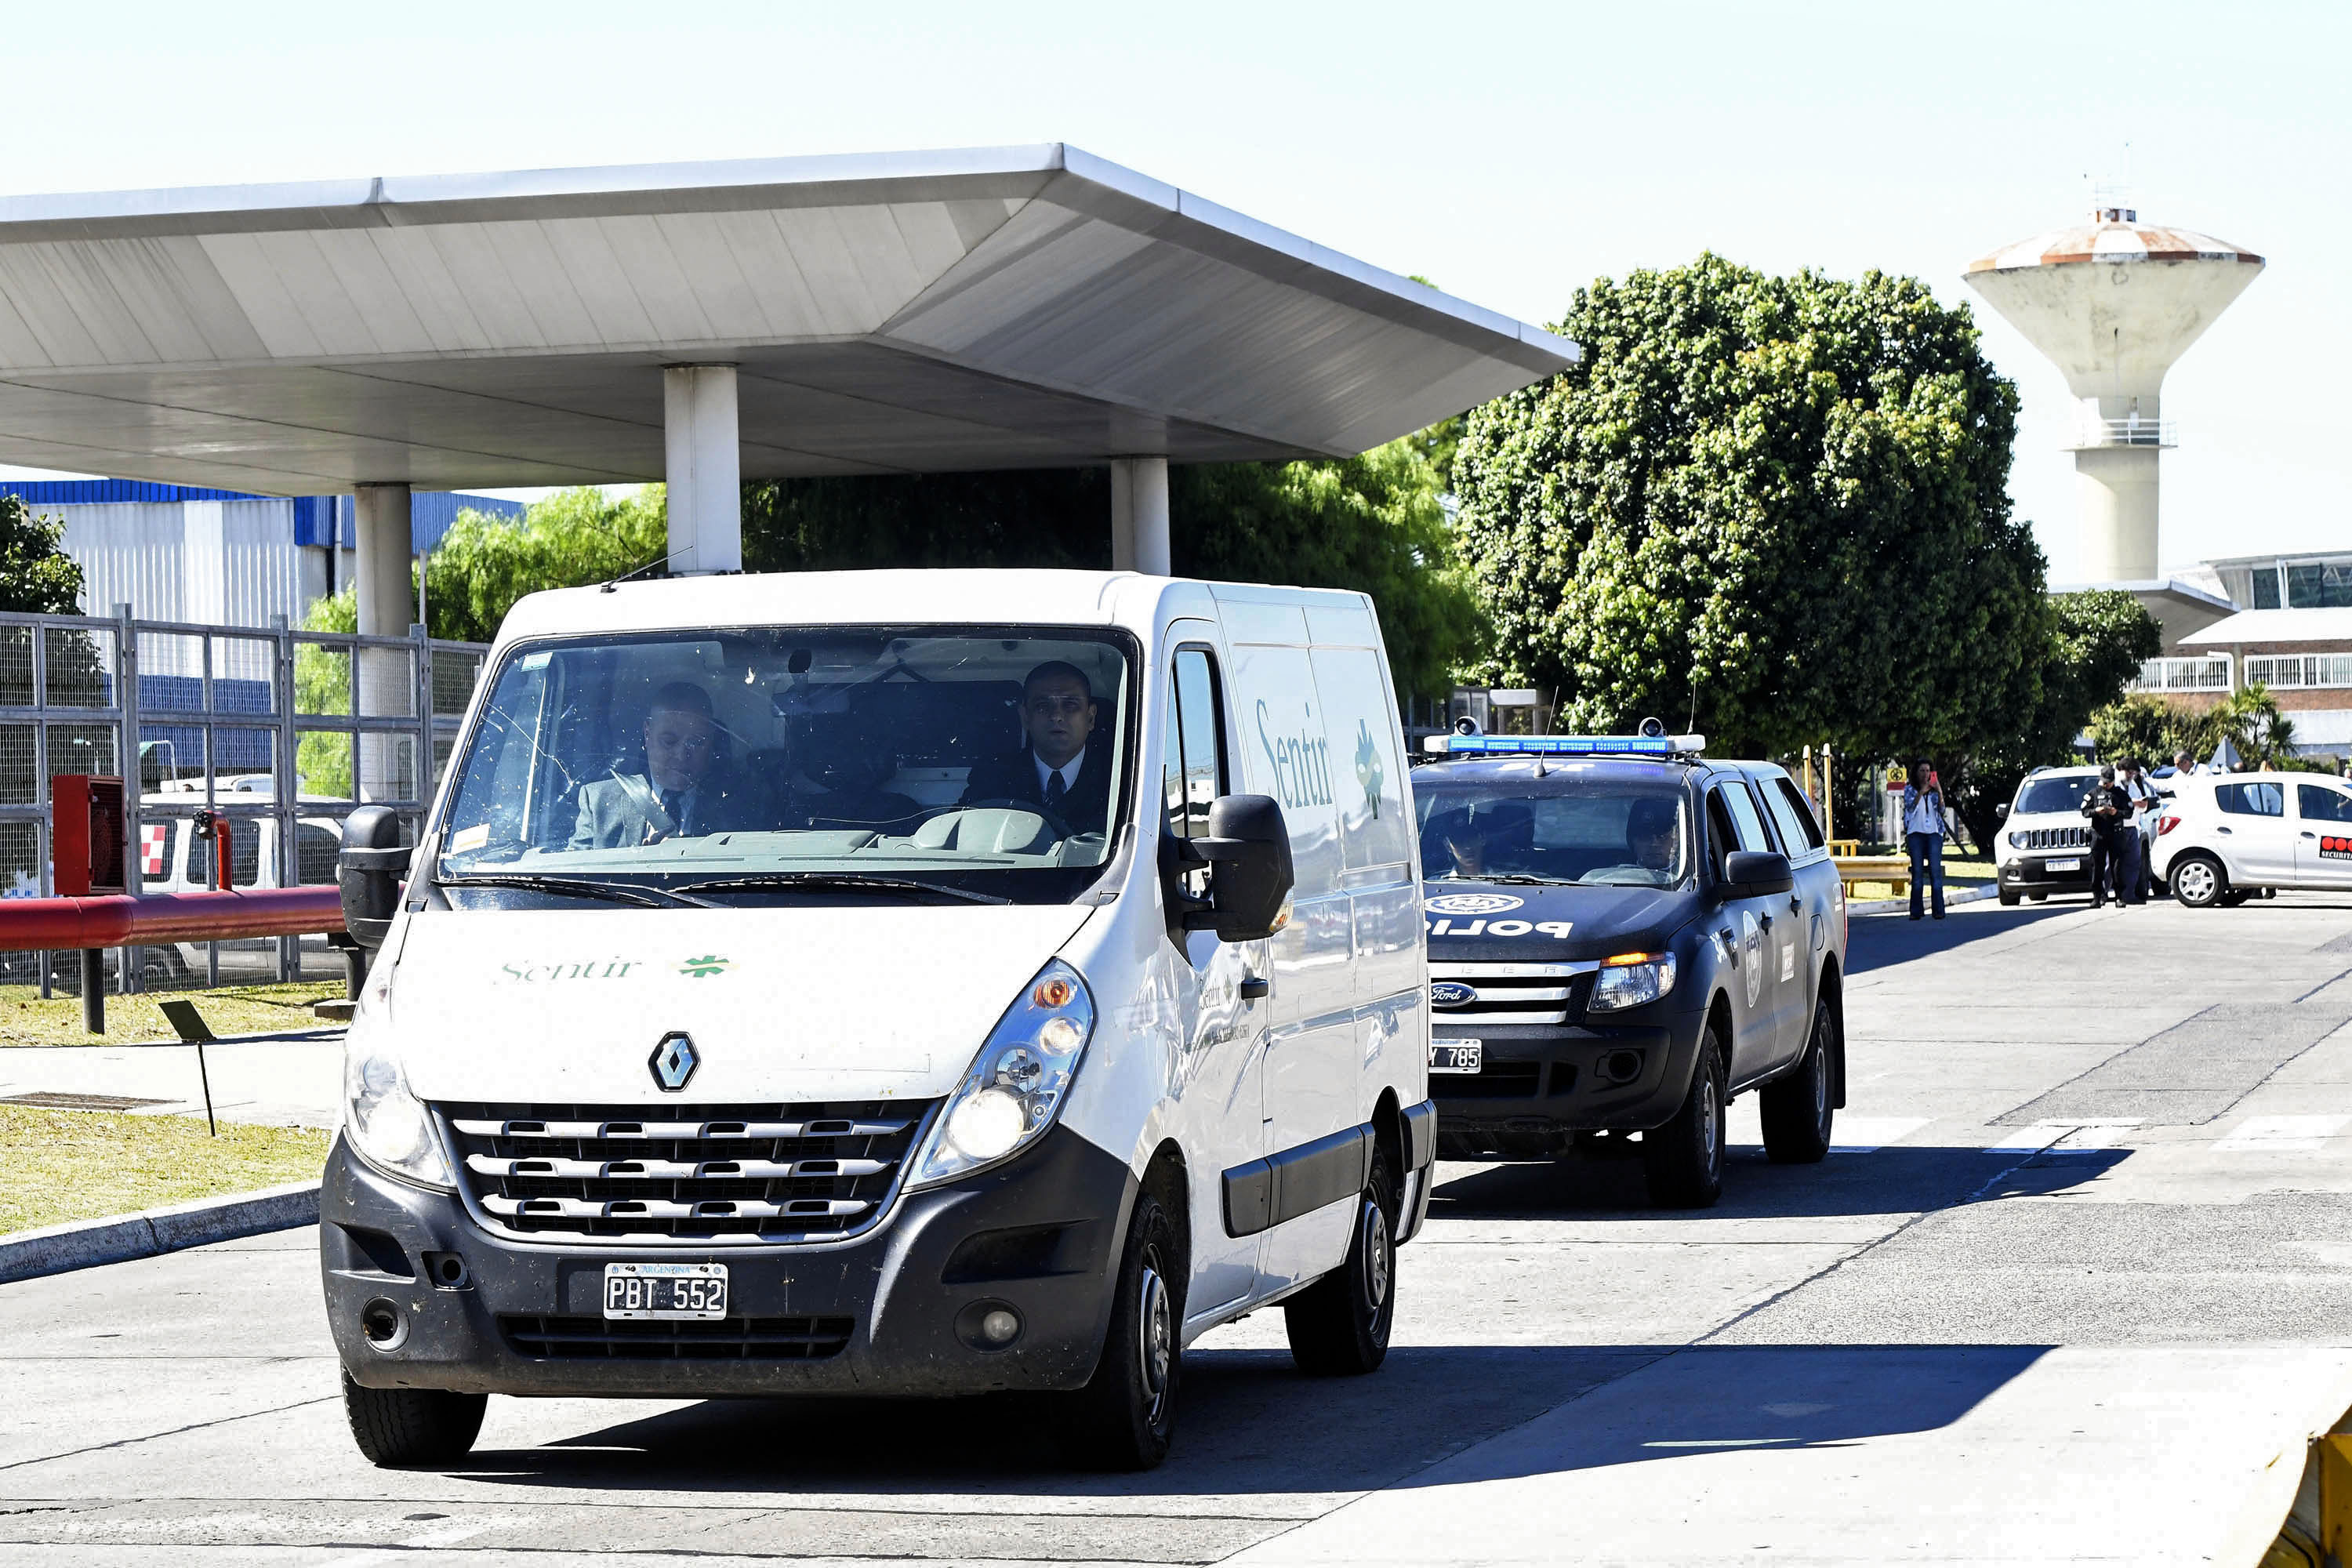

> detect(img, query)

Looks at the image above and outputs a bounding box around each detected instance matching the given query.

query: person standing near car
[1901,759,1949,920]
[2080,764,2136,909]
[2121,757,2159,903]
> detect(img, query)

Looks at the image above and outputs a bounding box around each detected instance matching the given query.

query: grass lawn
[0,1103,328,1235]
[0,981,345,1047]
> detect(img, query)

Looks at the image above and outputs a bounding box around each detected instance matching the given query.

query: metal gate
[0,605,485,993]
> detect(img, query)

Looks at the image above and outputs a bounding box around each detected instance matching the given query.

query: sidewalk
[0,1033,344,1129]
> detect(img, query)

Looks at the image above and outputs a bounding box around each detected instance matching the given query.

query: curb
[1849,884,1998,916]
[0,1180,319,1285]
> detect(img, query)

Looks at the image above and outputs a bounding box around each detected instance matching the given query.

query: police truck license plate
[2047,858,2082,872]
[603,1261,727,1319]
[1429,1041,1483,1074]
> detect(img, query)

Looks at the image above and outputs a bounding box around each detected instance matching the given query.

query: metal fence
[2126,655,2233,695]
[0,605,485,996]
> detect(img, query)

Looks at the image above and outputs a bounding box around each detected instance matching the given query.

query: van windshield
[434,626,1134,906]
[1416,778,1691,889]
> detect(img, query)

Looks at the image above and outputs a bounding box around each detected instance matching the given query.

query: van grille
[499,1314,854,1360]
[2013,826,2090,851]
[1429,962,1596,1026]
[439,1101,932,1247]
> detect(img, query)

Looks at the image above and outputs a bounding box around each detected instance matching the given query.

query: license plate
[603,1261,728,1320]
[1430,1040,1483,1074]
[2046,857,2082,872]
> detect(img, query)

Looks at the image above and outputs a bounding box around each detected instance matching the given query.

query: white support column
[664,365,742,575]
[1109,456,1171,576]
[353,485,413,636]
[352,485,414,804]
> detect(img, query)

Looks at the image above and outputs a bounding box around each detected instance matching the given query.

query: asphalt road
[7,893,2352,1564]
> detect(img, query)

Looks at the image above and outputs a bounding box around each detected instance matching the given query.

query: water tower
[1964,208,2263,581]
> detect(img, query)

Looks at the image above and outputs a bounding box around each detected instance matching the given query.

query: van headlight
[1590,952,1677,1013]
[908,959,1095,1189]
[343,1047,453,1190]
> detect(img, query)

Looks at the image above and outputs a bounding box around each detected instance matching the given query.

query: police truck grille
[1429,961,1595,1025]
[439,1101,932,1247]
[2016,827,2091,850]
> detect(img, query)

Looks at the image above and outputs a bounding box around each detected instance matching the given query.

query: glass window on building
[2286,563,2352,609]
[2252,568,2281,609]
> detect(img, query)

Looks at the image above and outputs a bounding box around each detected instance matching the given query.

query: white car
[2152,771,2352,907]
[1994,766,2105,906]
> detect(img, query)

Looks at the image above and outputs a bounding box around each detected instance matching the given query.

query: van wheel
[1760,998,1835,1163]
[2172,854,2225,908]
[1643,1024,1727,1208]
[341,1371,485,1468]
[1070,1183,1183,1470]
[1283,1143,1398,1376]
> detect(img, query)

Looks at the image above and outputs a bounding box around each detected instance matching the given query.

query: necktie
[660,788,685,832]
[1043,770,1067,814]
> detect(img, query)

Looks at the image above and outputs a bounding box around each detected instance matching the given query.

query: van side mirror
[1165,794,1296,942]
[1994,803,2010,822]
[338,805,411,953]
[1719,850,1793,899]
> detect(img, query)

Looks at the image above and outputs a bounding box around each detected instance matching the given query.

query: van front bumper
[321,1125,1135,1399]
[1432,1006,1704,1158]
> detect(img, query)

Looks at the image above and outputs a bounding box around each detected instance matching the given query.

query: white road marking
[2215,1114,2350,1152]
[1988,1120,2143,1152]
[1828,1116,1930,1152]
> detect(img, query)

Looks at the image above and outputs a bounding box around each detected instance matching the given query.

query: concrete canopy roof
[0,144,1577,495]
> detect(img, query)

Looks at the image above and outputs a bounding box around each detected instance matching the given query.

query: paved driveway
[5,895,2352,1564]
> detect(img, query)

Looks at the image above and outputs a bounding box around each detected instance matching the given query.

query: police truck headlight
[1590,952,1677,1013]
[909,960,1095,1189]
[343,1047,454,1190]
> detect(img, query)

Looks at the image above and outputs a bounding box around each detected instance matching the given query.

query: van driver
[569,681,766,848]
[958,661,1112,836]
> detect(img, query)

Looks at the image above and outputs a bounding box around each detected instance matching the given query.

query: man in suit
[569,681,768,849]
[957,660,1113,837]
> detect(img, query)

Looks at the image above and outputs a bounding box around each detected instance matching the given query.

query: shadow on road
[1428,1141,2130,1221]
[444,1339,2046,1499]
[1844,902,2076,972]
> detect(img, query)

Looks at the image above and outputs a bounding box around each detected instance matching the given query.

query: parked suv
[1414,729,1848,1208]
[1994,767,2104,906]
[2153,771,2352,907]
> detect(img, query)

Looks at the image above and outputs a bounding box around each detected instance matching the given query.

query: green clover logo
[680,953,731,979]
[1355,719,1386,819]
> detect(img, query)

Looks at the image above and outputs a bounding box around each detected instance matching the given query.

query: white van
[322,569,1434,1471]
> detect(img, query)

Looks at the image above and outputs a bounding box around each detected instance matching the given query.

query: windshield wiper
[673,872,1011,906]
[437,873,719,909]
[1429,872,1574,886]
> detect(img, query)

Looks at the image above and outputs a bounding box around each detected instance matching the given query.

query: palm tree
[2201,683,2298,771]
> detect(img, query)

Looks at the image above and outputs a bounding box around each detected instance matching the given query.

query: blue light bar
[1421,732,1706,757]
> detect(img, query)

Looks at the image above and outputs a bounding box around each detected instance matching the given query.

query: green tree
[1952,590,2161,846]
[2087,684,2308,775]
[2085,694,2200,769]
[420,485,666,643]
[296,589,356,799]
[741,437,1479,702]
[0,495,85,614]
[1450,254,2045,760]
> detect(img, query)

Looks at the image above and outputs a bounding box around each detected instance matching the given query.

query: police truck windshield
[1416,779,1691,888]
[432,627,1133,906]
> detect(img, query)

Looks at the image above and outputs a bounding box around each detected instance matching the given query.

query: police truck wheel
[1070,1182,1183,1470]
[1283,1143,1398,1376]
[2171,854,2225,909]
[1760,998,1835,1163]
[341,1371,485,1468]
[1643,1025,1727,1208]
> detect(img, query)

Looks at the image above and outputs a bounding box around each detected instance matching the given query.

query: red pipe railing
[0,886,345,950]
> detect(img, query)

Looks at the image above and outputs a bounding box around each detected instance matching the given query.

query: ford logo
[1430,982,1476,1009]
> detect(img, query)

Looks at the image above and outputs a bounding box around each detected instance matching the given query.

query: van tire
[2171,853,2226,909]
[1760,1000,1835,1163]
[1283,1143,1397,1377]
[341,1371,485,1468]
[1069,1185,1183,1470]
[1643,1024,1726,1208]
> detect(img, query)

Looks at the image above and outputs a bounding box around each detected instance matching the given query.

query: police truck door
[1705,782,1787,1081]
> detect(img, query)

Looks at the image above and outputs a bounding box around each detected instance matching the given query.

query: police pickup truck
[1415,725,1848,1207]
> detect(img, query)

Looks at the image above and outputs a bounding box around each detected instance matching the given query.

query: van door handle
[2217,826,2233,835]
[1240,975,1270,1001]
[2303,831,2318,840]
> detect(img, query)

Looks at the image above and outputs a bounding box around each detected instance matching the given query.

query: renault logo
[1430,982,1476,1009]
[650,1032,699,1092]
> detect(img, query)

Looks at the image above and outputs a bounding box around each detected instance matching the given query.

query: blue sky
[0,1,2338,579]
